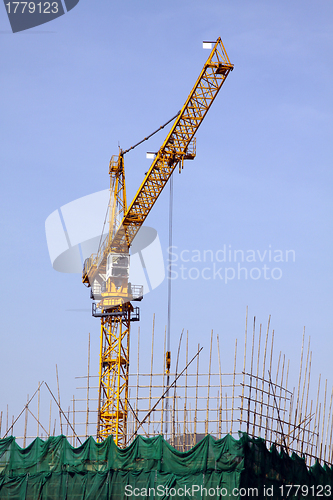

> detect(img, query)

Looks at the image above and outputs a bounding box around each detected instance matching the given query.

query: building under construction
[1,39,332,499]
[1,314,333,498]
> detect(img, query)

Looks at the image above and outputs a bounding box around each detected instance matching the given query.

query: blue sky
[0,1,332,439]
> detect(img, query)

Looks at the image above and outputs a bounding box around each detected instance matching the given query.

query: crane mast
[82,38,233,446]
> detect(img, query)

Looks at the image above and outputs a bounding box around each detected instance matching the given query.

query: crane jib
[83,38,233,282]
[114,38,233,252]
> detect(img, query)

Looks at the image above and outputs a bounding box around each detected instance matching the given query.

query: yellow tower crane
[82,38,233,446]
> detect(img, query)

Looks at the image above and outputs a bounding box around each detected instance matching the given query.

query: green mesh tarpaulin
[239,433,333,498]
[0,433,332,499]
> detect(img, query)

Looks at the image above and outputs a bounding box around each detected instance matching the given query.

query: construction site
[1,38,332,499]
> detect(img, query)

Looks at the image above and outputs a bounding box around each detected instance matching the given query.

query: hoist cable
[165,172,174,437]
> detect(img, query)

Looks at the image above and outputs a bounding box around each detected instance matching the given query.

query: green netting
[0,433,332,499]
[240,433,333,499]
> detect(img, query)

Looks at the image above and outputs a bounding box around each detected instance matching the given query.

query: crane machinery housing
[82,38,233,447]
